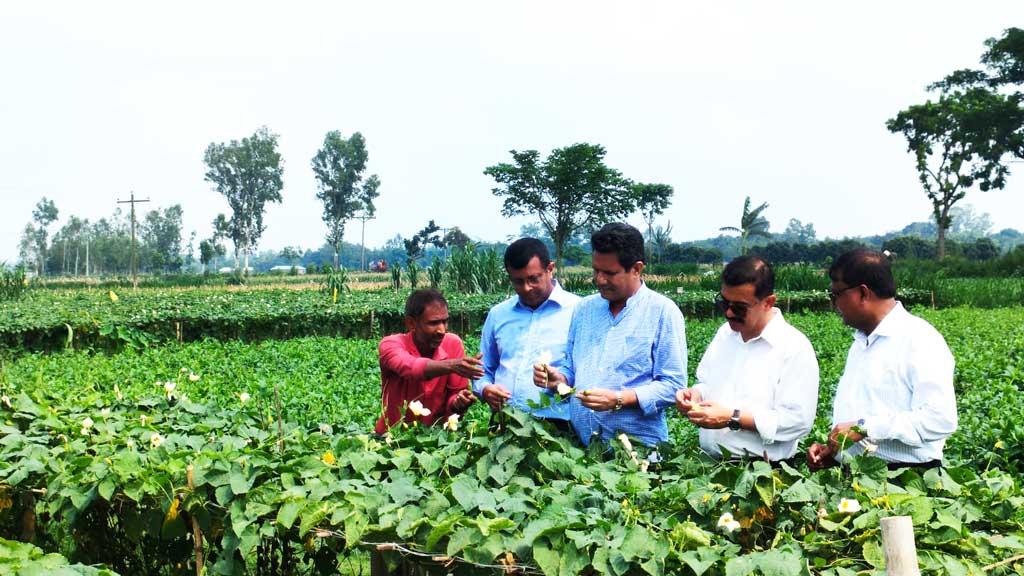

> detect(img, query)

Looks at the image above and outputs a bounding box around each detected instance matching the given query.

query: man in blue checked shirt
[534,223,688,447]
[474,238,581,429]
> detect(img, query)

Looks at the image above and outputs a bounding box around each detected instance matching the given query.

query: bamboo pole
[880,516,920,576]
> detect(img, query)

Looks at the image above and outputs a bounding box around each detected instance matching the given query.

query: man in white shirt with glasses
[807,249,957,470]
[676,256,819,464]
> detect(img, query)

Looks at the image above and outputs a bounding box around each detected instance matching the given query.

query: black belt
[887,460,941,471]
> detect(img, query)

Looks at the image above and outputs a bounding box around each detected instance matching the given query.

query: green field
[2,298,1023,575]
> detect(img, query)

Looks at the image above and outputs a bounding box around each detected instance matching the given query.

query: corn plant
[319,267,350,303]
[0,263,29,301]
[405,260,421,289]
[427,257,445,289]
[390,265,402,290]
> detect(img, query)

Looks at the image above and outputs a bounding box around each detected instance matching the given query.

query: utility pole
[356,212,375,271]
[117,191,150,290]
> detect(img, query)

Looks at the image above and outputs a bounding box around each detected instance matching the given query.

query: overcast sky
[2,2,1023,263]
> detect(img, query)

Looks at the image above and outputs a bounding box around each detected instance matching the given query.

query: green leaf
[862,538,885,569]
[276,499,303,529]
[533,541,561,576]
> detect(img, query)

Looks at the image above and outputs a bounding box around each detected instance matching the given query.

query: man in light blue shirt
[535,223,688,447]
[474,238,580,426]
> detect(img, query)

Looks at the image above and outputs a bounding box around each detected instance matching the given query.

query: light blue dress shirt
[560,283,688,446]
[474,282,581,420]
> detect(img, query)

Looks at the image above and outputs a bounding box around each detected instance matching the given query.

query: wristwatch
[614,391,624,411]
[728,409,741,431]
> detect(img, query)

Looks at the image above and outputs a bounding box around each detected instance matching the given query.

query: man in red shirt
[375,289,483,433]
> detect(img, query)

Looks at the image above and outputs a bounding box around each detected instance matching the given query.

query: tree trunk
[936,223,947,260]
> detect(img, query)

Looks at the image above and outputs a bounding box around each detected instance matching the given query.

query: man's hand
[807,442,836,471]
[450,389,477,411]
[576,388,631,412]
[533,364,565,389]
[685,401,732,429]
[827,421,864,452]
[448,353,485,380]
[675,388,703,414]
[481,384,512,411]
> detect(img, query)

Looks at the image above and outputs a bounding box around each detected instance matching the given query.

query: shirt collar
[728,307,785,346]
[403,332,451,360]
[515,279,572,311]
[855,301,906,346]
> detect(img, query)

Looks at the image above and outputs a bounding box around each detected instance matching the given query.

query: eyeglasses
[829,284,861,303]
[714,293,753,318]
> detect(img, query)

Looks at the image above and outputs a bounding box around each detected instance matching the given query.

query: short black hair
[722,256,775,299]
[404,289,448,318]
[504,237,551,270]
[828,249,896,299]
[591,223,645,270]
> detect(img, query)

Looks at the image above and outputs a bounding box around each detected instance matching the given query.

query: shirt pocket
[621,335,654,373]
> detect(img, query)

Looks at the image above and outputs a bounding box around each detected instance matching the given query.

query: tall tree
[311,131,382,269]
[719,196,770,255]
[632,183,674,244]
[30,198,58,276]
[887,88,1023,259]
[140,205,184,272]
[781,218,817,244]
[485,143,634,267]
[902,28,1024,259]
[203,127,284,273]
[404,220,442,261]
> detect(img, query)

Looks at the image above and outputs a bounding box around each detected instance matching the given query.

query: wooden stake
[880,516,920,575]
[186,465,204,576]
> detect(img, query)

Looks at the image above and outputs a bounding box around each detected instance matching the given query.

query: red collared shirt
[374,332,469,433]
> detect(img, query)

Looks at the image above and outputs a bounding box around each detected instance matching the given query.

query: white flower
[556,382,573,396]
[113,384,123,401]
[838,498,861,514]
[180,367,189,373]
[126,439,135,450]
[1,395,10,408]
[239,392,251,404]
[639,459,650,473]
[150,432,164,449]
[535,350,553,366]
[717,512,741,532]
[618,433,634,454]
[408,400,431,417]
[163,381,176,399]
[319,423,333,435]
[100,408,111,417]
[188,372,200,382]
[883,250,892,257]
[81,417,94,430]
[140,414,148,426]
[444,413,460,432]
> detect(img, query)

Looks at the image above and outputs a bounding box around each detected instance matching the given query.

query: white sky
[2,2,1023,262]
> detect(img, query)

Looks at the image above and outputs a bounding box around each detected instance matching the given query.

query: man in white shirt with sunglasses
[677,256,819,464]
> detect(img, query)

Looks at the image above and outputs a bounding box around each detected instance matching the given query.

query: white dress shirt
[832,302,957,464]
[693,309,819,461]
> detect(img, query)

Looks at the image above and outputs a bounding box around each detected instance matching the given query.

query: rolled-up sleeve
[474,312,498,396]
[379,337,429,379]
[632,304,688,416]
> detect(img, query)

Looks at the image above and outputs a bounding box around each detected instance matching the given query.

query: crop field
[2,278,1023,575]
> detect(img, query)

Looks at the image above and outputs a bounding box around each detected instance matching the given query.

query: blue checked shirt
[473,282,581,420]
[560,283,688,446]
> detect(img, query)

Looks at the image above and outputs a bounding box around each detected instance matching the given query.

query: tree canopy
[485,143,634,267]
[311,131,381,269]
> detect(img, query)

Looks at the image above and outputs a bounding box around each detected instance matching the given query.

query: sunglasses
[714,293,753,318]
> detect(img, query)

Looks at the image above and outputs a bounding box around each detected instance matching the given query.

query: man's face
[408,301,449,353]
[507,256,555,309]
[719,283,775,336]
[829,276,864,330]
[592,251,642,304]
